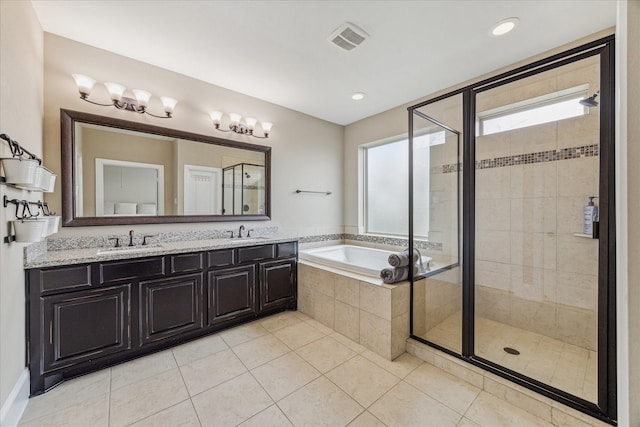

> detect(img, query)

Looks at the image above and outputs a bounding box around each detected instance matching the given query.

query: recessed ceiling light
[490,17,519,36]
[352,92,365,101]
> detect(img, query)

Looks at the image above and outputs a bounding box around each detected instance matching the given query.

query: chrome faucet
[238,225,245,238]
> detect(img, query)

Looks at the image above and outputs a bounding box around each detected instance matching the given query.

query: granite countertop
[25,235,298,269]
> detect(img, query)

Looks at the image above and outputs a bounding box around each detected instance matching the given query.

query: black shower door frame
[407,35,616,424]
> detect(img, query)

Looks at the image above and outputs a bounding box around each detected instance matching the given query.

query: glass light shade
[72,74,96,96]
[229,113,242,125]
[132,89,152,107]
[210,111,223,124]
[245,117,257,130]
[160,97,178,114]
[261,122,273,133]
[104,82,126,102]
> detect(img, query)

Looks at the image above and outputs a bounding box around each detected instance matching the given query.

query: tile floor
[20,310,559,427]
[422,313,597,402]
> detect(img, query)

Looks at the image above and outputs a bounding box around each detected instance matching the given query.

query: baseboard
[0,369,29,427]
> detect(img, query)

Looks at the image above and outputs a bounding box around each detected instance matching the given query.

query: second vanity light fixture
[210,111,272,139]
[72,74,178,118]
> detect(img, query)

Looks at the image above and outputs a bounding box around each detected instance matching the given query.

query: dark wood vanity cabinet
[26,241,297,395]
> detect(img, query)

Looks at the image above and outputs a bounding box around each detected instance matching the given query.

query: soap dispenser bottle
[583,196,598,235]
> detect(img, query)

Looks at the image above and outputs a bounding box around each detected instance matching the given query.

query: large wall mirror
[61,109,271,226]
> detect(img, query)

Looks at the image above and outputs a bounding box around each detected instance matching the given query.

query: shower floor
[422,313,597,402]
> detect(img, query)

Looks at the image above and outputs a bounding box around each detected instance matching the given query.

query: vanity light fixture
[72,74,177,118]
[209,111,272,139]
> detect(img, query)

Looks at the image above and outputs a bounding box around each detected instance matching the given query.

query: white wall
[0,0,43,420]
[43,33,344,238]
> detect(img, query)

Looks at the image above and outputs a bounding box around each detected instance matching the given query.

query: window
[362,132,444,238]
[478,86,589,136]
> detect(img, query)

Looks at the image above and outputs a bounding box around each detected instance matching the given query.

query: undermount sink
[229,236,270,243]
[96,244,164,255]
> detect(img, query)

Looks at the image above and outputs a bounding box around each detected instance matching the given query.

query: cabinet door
[139,273,204,345]
[208,265,255,326]
[43,285,131,372]
[259,259,297,312]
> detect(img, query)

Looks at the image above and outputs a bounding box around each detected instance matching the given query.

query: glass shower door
[473,55,601,403]
[410,97,463,354]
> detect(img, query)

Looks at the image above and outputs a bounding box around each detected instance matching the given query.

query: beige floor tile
[293,311,311,321]
[457,417,481,427]
[252,352,321,401]
[19,394,109,427]
[111,350,177,390]
[369,382,461,427]
[361,350,423,379]
[326,355,400,408]
[232,334,291,369]
[220,321,269,347]
[238,404,293,427]
[330,331,368,353]
[274,321,326,349]
[405,363,481,414]
[109,368,189,427]
[348,410,387,427]
[296,335,357,373]
[278,377,364,427]
[465,392,554,427]
[260,311,302,332]
[192,372,273,426]
[128,400,201,427]
[179,348,247,396]
[172,333,228,366]
[306,318,336,335]
[20,369,111,423]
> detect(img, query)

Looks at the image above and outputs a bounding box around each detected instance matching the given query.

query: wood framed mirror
[60,109,271,226]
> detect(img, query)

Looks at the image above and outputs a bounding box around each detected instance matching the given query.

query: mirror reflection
[61,109,270,226]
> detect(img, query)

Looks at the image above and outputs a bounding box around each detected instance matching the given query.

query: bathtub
[299,244,431,278]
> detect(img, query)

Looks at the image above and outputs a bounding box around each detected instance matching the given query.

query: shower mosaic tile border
[441,143,599,173]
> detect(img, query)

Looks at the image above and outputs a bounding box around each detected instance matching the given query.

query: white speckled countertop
[24,235,298,269]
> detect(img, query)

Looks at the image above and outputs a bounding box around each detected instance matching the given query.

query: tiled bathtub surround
[297,262,411,360]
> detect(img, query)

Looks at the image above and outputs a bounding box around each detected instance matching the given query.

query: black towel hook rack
[0,133,42,164]
[295,189,332,195]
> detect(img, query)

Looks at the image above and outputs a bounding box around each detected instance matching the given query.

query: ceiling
[31,1,616,126]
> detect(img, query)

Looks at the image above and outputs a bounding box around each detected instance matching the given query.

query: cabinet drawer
[237,245,275,263]
[36,264,92,294]
[208,249,235,268]
[276,242,297,259]
[170,253,203,273]
[99,257,165,284]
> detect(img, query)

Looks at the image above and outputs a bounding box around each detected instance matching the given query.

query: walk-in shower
[408,35,616,424]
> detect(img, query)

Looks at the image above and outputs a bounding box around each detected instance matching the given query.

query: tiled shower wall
[473,56,600,350]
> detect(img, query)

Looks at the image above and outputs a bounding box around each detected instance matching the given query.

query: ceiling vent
[328,22,369,51]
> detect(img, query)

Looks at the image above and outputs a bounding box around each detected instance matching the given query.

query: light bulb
[245,117,257,130]
[72,74,96,97]
[132,89,152,107]
[104,82,126,102]
[229,113,242,125]
[160,97,178,114]
[261,122,273,134]
[210,111,223,125]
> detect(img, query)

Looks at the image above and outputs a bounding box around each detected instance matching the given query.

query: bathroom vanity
[24,238,297,395]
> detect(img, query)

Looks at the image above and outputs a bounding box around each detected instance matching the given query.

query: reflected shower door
[474,55,601,403]
[410,95,463,354]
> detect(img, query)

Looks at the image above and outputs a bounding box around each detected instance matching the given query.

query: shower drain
[503,347,520,355]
